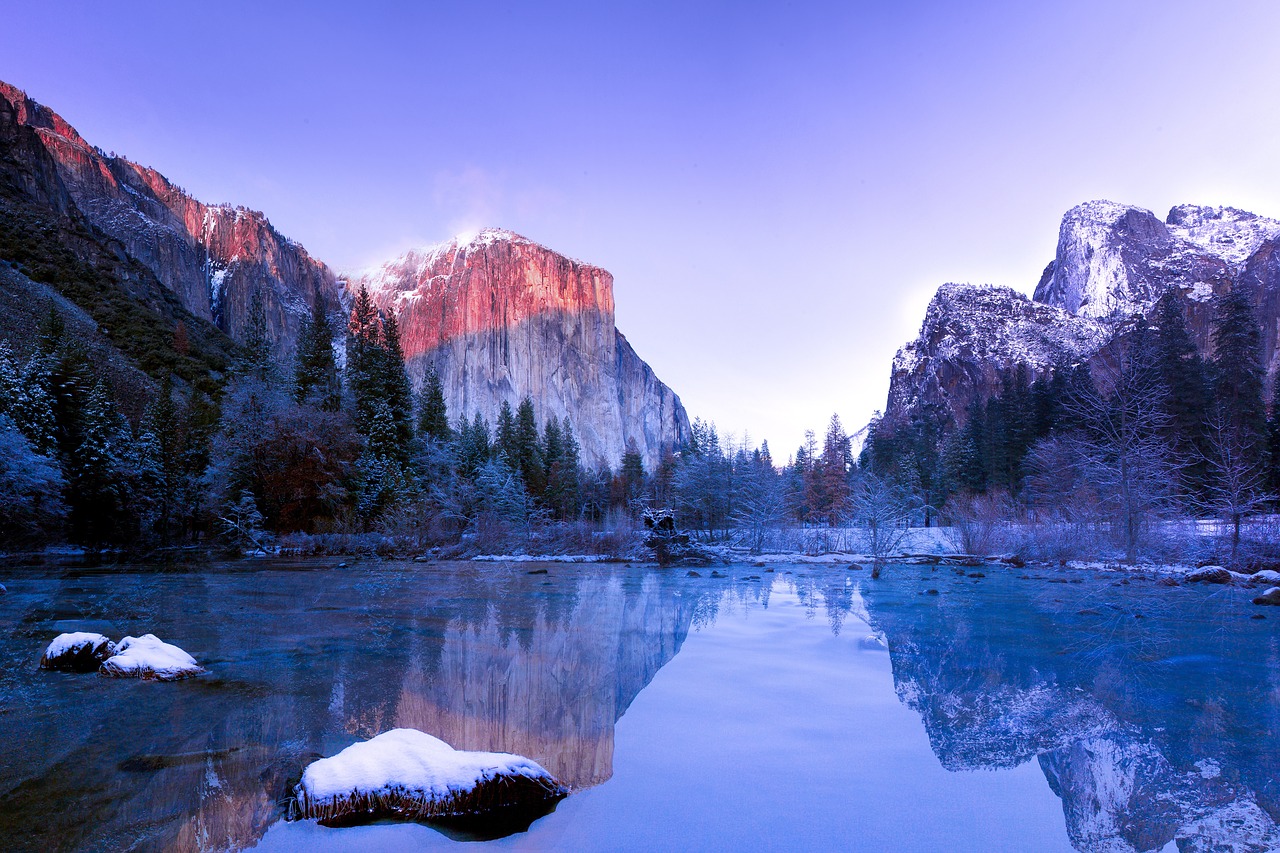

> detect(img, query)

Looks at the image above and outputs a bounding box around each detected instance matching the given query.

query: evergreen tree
[378,311,414,451]
[495,400,518,464]
[514,397,545,496]
[417,365,451,440]
[1150,290,1210,498]
[240,289,275,382]
[294,287,340,410]
[67,381,124,545]
[1210,286,1268,453]
[457,413,493,477]
[346,284,383,433]
[817,414,852,525]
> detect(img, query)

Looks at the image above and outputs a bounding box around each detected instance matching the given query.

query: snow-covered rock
[99,634,205,681]
[292,728,567,826]
[1248,569,1280,584]
[1252,587,1280,606]
[880,199,1280,432]
[39,632,116,672]
[884,283,1110,427]
[1185,566,1231,585]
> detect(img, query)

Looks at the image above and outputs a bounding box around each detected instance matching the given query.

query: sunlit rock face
[0,80,345,359]
[354,230,690,468]
[863,577,1280,853]
[883,201,1280,429]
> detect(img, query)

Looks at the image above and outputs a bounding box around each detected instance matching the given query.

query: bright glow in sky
[6,1,1280,458]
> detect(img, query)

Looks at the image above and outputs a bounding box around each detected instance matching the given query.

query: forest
[2,281,1278,567]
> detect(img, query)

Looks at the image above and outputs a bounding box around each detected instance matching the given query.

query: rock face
[0,80,686,457]
[0,81,345,359]
[883,200,1280,428]
[354,229,689,468]
[886,283,1109,427]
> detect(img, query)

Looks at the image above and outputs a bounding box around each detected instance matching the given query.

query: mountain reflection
[0,561,713,852]
[861,571,1280,853]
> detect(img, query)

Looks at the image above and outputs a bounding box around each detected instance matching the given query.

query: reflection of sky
[258,586,1074,851]
[6,2,1280,452]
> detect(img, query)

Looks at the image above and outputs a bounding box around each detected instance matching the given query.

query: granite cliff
[0,81,344,360]
[0,80,686,462]
[883,201,1280,429]
[353,229,690,468]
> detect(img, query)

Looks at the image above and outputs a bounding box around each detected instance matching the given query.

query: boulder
[1252,587,1280,606]
[99,634,205,681]
[39,632,117,672]
[1185,566,1231,584]
[291,729,567,830]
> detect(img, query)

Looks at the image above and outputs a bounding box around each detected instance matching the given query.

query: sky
[5,0,1280,458]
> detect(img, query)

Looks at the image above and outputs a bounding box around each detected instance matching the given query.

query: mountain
[0,80,686,465]
[0,80,344,361]
[353,229,689,468]
[882,200,1280,429]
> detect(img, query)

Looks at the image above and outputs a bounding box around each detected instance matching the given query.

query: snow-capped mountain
[883,200,1280,428]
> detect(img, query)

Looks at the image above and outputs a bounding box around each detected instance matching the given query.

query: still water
[0,558,1275,852]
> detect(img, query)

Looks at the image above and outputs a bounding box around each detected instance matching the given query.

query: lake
[0,558,1275,852]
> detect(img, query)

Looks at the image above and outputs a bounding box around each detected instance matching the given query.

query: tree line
[861,286,1280,562]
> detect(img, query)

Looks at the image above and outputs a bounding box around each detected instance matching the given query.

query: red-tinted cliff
[354,230,689,468]
[0,80,344,356]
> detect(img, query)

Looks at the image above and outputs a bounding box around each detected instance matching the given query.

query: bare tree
[1059,350,1181,564]
[1199,406,1275,560]
[848,471,918,577]
[731,456,789,554]
[943,490,1010,557]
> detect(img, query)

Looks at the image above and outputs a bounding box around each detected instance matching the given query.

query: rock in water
[99,634,205,681]
[39,632,117,672]
[1186,566,1232,584]
[1253,587,1280,606]
[292,729,567,830]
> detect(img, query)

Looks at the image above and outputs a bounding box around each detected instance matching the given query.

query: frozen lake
[0,558,1275,852]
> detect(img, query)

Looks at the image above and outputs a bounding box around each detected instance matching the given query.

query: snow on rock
[39,632,117,672]
[884,283,1110,428]
[1184,566,1231,585]
[99,634,205,681]
[1248,569,1280,584]
[292,728,568,825]
[1252,587,1280,606]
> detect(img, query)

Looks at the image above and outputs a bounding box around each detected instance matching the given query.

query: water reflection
[861,569,1280,852]
[0,561,714,852]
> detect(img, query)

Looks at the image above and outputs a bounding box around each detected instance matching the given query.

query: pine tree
[1207,286,1269,525]
[417,365,451,440]
[378,311,414,451]
[515,397,545,496]
[294,287,340,410]
[67,381,124,545]
[1151,290,1210,499]
[457,412,493,477]
[818,414,852,525]
[239,289,275,382]
[496,400,518,464]
[1211,286,1268,452]
[346,285,383,433]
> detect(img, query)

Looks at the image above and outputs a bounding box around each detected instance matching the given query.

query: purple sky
[6,1,1280,457]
